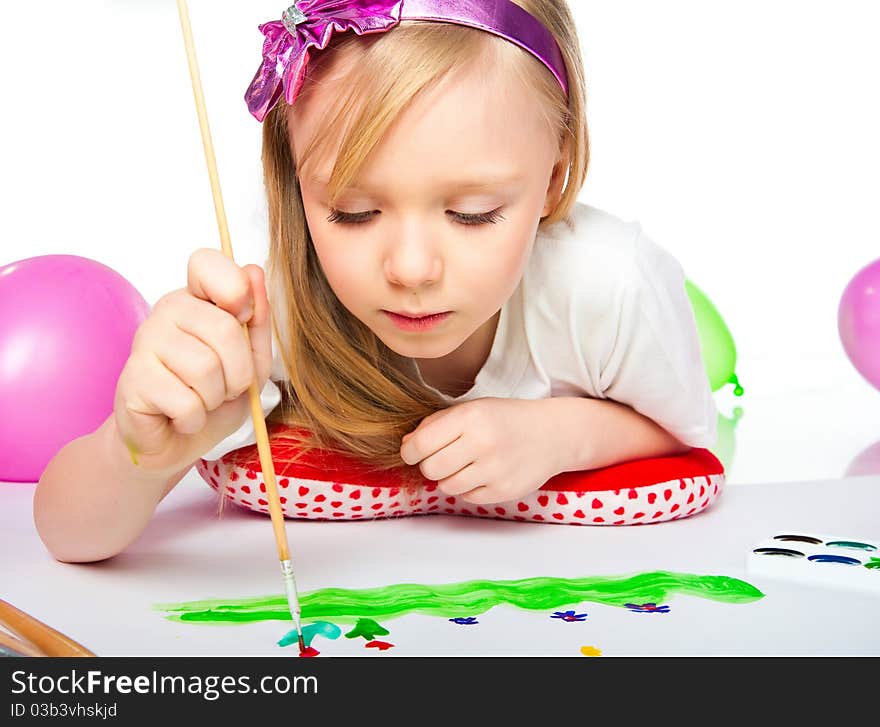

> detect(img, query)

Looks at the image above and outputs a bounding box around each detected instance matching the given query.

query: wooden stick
[175,0,304,648]
[0,600,95,657]
[0,628,46,658]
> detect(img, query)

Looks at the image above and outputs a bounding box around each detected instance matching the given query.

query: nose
[383,225,443,289]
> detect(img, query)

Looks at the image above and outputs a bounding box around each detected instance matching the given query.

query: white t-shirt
[200,202,717,461]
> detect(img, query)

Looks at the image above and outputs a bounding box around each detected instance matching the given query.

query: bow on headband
[244,0,569,122]
[245,1,404,122]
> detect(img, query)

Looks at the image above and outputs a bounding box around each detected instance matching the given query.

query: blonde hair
[261,0,589,489]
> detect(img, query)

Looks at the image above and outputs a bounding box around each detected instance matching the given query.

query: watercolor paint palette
[747,532,880,594]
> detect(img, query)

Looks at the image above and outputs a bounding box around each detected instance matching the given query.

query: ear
[542,147,570,218]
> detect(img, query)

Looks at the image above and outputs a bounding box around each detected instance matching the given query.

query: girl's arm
[545,396,691,472]
[34,250,274,564]
[400,395,692,505]
[33,414,193,564]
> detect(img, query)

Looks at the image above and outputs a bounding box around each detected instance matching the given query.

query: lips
[388,310,448,319]
[383,310,452,331]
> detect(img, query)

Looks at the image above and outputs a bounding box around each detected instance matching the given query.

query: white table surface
[2,470,879,656]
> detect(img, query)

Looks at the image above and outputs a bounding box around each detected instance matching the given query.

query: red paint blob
[365,640,394,651]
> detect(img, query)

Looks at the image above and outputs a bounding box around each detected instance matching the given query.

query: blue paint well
[807,554,861,566]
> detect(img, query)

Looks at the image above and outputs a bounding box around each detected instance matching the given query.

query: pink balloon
[838,257,880,392]
[0,255,150,482]
[844,439,880,477]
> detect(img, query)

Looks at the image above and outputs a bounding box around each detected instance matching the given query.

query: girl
[34,0,717,562]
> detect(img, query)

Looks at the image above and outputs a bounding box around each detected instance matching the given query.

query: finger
[241,264,273,384]
[407,405,447,431]
[124,352,210,436]
[436,461,485,496]
[418,435,473,483]
[156,292,256,401]
[458,484,502,505]
[187,248,254,323]
[153,325,227,411]
[400,410,463,465]
[401,403,452,443]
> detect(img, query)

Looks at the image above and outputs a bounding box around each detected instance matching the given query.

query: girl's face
[290,49,563,369]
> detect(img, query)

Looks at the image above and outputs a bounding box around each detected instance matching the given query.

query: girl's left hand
[399,397,564,504]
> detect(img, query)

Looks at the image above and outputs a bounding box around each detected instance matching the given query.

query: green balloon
[711,407,743,473]
[685,280,743,395]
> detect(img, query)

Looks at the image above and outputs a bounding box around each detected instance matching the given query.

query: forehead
[288,46,557,191]
[305,170,527,196]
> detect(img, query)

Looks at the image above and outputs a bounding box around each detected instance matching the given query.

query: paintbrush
[175,0,305,653]
[0,600,95,657]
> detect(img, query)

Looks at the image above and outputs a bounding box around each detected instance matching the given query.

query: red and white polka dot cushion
[196,423,724,525]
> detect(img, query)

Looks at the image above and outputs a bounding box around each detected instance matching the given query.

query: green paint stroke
[278,621,341,648]
[155,572,763,626]
[864,558,880,570]
[345,618,390,641]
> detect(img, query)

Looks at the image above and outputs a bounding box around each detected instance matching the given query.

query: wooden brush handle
[0,600,95,657]
[177,0,295,565]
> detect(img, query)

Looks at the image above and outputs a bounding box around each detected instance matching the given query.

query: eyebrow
[308,173,525,192]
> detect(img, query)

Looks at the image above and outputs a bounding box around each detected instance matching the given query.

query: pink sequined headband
[245,0,570,122]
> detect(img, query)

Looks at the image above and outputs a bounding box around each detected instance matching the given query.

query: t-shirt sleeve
[597,227,718,449]
[199,339,286,461]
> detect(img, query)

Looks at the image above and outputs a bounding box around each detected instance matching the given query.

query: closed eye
[326,207,506,226]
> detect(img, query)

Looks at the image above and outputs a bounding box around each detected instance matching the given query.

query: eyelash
[325,208,506,226]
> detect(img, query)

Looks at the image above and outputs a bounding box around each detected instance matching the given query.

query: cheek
[301,199,370,305]
[308,235,377,313]
[474,214,538,281]
[312,240,369,304]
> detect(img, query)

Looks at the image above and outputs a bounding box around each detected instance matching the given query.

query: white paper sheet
[2,473,879,656]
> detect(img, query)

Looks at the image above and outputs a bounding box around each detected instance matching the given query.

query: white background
[1,1,879,482]
[1,2,879,660]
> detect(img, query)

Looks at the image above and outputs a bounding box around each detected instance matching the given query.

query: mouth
[387,310,449,319]
[382,310,452,331]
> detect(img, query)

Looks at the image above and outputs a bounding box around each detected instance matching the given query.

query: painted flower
[551,610,588,622]
[624,602,670,613]
[449,617,479,625]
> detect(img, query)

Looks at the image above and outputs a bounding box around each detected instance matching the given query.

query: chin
[378,333,462,359]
